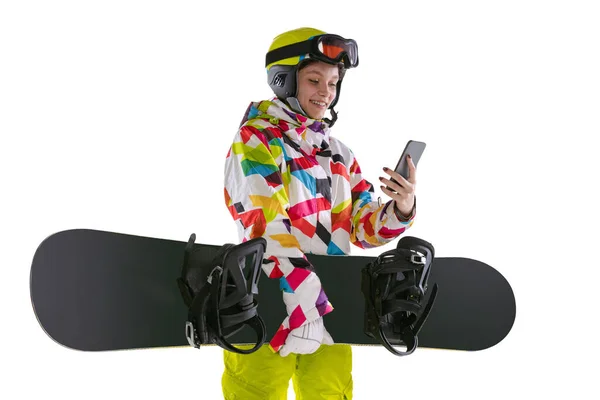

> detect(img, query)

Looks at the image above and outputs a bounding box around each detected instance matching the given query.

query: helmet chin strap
[285,97,306,116]
[285,97,339,128]
[324,107,338,127]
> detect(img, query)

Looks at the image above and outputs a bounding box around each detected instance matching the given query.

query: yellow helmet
[265,27,359,124]
[266,27,327,70]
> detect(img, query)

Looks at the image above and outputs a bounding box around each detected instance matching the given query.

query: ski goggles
[266,34,359,69]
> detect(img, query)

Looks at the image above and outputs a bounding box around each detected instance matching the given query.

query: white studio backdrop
[1,1,599,398]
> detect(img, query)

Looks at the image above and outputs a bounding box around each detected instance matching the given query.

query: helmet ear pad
[267,64,298,100]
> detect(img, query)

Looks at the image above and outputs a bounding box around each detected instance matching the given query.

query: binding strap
[177,234,267,354]
[362,236,439,356]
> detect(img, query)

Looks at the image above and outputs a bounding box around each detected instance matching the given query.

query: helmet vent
[273,74,286,87]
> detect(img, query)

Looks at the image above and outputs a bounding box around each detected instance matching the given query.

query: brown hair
[298,59,346,79]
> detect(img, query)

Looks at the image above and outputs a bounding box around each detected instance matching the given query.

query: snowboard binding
[361,236,439,356]
[176,234,267,354]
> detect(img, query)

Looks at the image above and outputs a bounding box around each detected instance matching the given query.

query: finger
[380,177,410,196]
[379,176,403,193]
[383,167,411,189]
[380,185,403,202]
[407,155,417,184]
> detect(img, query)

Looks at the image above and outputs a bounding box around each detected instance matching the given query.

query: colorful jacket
[223,98,415,351]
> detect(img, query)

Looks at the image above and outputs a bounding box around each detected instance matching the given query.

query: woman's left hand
[379,155,417,218]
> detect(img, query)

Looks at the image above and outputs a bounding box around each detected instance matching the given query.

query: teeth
[311,100,326,106]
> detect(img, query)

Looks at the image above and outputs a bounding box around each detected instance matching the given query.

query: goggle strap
[265,41,313,67]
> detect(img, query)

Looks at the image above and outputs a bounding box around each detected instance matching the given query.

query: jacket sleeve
[223,124,333,352]
[347,153,416,249]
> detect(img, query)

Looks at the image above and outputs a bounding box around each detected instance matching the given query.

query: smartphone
[387,140,426,189]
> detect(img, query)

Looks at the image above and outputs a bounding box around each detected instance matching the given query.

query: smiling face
[296,60,340,120]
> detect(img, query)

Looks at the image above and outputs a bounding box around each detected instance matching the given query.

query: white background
[2,0,599,398]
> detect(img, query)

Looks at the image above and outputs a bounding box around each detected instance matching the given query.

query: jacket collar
[240,97,332,156]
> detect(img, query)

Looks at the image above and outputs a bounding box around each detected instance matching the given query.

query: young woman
[222,27,417,400]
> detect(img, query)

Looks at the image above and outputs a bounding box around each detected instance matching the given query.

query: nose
[318,82,333,98]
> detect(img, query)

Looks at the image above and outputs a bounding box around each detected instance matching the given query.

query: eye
[309,79,319,84]
[329,82,337,87]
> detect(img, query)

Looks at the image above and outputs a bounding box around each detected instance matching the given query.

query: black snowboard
[30,229,515,352]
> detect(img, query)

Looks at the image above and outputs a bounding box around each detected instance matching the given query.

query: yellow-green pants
[222,343,353,399]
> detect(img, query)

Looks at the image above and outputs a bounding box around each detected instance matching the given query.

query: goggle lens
[317,36,358,67]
